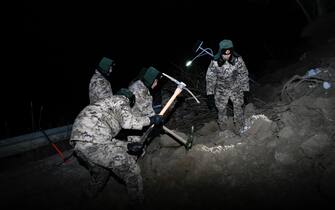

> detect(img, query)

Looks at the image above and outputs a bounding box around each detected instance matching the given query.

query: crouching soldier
[128,66,163,142]
[70,88,163,207]
[129,66,162,118]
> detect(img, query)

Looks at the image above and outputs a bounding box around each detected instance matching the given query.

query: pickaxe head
[162,73,200,104]
[185,126,194,150]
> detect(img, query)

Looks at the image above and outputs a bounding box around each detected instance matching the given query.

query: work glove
[149,114,164,126]
[206,94,215,110]
[152,104,162,114]
[127,142,144,156]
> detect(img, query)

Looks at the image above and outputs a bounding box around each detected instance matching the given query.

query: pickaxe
[162,125,194,150]
[128,73,200,158]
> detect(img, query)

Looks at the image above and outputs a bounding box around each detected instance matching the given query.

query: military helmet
[97,57,114,75]
[116,88,136,107]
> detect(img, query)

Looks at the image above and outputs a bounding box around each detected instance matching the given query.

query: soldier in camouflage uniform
[206,39,249,135]
[89,57,115,104]
[70,88,163,206]
[128,66,162,142]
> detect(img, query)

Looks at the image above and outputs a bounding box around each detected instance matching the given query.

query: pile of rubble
[138,57,335,209]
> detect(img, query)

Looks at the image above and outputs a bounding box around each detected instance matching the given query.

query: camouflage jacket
[89,70,113,104]
[129,80,155,117]
[70,95,150,144]
[206,56,249,95]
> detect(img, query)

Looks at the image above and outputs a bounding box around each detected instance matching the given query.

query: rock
[279,111,301,130]
[277,126,296,139]
[242,114,273,142]
[273,138,307,166]
[218,130,236,138]
[300,133,332,158]
[244,103,256,118]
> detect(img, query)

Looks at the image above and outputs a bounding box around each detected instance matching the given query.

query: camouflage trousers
[74,140,144,204]
[215,89,244,132]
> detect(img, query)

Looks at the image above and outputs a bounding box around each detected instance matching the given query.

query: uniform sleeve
[129,81,155,117]
[237,57,249,92]
[119,101,151,130]
[206,60,217,95]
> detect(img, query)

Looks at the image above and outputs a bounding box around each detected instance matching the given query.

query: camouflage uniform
[70,95,150,204]
[89,70,113,104]
[129,80,156,118]
[127,66,161,143]
[206,56,249,131]
[128,80,156,143]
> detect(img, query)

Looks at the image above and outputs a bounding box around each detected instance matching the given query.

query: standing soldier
[70,88,163,207]
[89,57,115,104]
[206,39,249,135]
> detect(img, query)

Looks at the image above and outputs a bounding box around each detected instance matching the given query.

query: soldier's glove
[127,142,144,156]
[149,115,164,126]
[206,94,215,110]
[152,104,162,114]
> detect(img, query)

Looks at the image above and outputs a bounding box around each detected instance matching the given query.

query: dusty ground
[0,150,133,210]
[1,109,335,210]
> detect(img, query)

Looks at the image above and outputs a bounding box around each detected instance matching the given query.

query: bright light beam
[186,41,214,67]
[186,60,192,67]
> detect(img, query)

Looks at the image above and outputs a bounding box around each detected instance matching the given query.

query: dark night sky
[2,0,308,138]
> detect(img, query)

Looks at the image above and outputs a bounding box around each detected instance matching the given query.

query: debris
[323,81,332,89]
[194,143,242,154]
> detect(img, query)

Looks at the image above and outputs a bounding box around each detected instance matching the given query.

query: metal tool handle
[162,126,187,145]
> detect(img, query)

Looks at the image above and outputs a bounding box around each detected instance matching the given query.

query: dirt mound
[136,46,335,209]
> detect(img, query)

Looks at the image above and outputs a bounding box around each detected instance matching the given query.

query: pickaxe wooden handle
[143,85,183,135]
[138,85,184,153]
[159,85,183,116]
